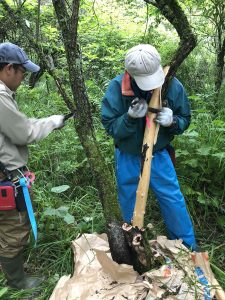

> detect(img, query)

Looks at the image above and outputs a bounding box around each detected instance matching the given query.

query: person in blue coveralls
[101,44,197,251]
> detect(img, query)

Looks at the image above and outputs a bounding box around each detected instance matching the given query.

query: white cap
[125,44,165,91]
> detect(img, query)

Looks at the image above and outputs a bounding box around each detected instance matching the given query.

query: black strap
[148,107,161,113]
[0,161,12,180]
[0,161,6,173]
[148,99,170,113]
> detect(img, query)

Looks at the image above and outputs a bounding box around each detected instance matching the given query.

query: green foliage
[43,206,75,225]
[0,287,8,297]
[79,2,143,86]
[0,0,225,298]
[173,93,225,234]
[51,185,70,193]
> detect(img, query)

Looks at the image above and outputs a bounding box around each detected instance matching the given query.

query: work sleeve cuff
[125,112,138,124]
[169,116,179,129]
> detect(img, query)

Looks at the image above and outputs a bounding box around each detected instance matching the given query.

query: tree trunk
[51,0,122,224]
[215,38,225,93]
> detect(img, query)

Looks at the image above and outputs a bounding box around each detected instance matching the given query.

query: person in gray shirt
[0,42,64,290]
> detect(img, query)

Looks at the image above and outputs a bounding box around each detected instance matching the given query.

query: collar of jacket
[121,71,135,96]
[121,71,150,101]
[0,80,15,98]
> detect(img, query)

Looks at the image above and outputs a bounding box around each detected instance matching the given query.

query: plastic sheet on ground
[49,233,223,300]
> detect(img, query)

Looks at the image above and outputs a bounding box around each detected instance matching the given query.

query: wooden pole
[133,67,169,229]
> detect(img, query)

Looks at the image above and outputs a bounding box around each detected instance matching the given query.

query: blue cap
[0,42,40,73]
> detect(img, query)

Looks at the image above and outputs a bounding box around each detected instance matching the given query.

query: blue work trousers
[115,148,197,250]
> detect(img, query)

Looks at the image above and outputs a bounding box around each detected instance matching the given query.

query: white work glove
[155,107,173,127]
[49,115,65,129]
[128,97,148,118]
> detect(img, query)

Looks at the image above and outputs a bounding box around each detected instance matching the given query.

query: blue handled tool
[19,177,37,245]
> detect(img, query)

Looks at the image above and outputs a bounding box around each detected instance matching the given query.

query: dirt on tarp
[49,233,224,300]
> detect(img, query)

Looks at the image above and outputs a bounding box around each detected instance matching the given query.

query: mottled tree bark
[51,0,122,224]
[0,22,6,42]
[215,39,225,93]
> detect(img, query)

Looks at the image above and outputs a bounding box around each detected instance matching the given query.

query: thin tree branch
[36,0,41,43]
[144,0,197,97]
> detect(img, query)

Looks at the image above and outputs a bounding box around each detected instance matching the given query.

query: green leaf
[184,159,198,168]
[83,217,93,222]
[197,145,212,156]
[43,207,57,216]
[216,216,225,228]
[51,185,70,193]
[212,152,225,160]
[212,119,225,127]
[0,287,9,297]
[189,95,202,101]
[183,186,201,196]
[77,221,91,233]
[49,274,60,284]
[175,149,189,157]
[197,194,206,204]
[43,206,74,224]
[210,198,219,208]
[56,206,69,217]
[25,19,31,28]
[184,130,199,137]
[64,213,75,224]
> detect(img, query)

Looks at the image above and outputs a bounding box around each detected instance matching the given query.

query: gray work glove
[155,107,173,127]
[49,115,65,129]
[128,97,148,118]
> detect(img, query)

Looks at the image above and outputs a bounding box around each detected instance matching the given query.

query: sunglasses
[18,66,27,75]
[12,64,28,76]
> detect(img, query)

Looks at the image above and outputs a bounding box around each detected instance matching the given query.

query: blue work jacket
[101,73,191,155]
